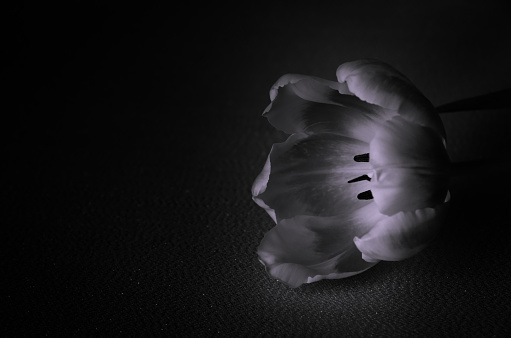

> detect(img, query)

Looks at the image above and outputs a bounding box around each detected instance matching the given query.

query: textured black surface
[4,1,511,336]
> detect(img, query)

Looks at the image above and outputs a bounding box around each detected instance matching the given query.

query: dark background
[4,1,511,336]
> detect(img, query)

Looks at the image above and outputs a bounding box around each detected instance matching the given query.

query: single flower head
[252,59,450,288]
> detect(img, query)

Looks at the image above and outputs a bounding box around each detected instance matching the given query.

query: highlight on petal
[336,59,446,141]
[370,116,450,215]
[263,74,393,142]
[336,59,411,111]
[258,203,385,288]
[252,152,277,223]
[252,152,271,197]
[256,133,373,221]
[353,192,450,262]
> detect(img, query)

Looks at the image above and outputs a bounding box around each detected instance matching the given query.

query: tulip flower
[252,60,451,288]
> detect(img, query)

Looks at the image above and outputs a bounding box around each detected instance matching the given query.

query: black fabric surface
[4,1,511,336]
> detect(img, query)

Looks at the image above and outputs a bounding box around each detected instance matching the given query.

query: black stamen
[354,153,370,162]
[357,190,373,200]
[348,174,371,183]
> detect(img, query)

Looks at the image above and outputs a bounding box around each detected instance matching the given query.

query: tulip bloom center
[252,59,452,287]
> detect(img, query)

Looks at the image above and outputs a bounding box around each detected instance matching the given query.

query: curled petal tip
[361,254,380,263]
[336,59,446,139]
[269,74,308,101]
[353,237,379,263]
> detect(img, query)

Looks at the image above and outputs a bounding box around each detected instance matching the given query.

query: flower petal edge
[353,192,451,262]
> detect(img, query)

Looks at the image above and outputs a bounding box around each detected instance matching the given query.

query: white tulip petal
[370,117,450,215]
[353,192,450,262]
[252,152,277,223]
[252,152,272,197]
[253,196,277,224]
[337,60,410,110]
[256,133,373,221]
[336,59,446,140]
[268,74,352,101]
[263,74,392,142]
[258,203,384,288]
[253,61,452,286]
